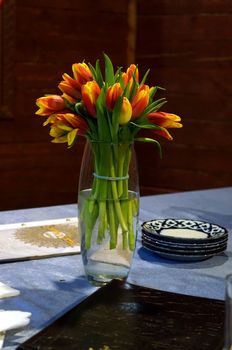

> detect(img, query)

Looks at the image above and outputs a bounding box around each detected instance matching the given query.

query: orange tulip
[131,89,149,118]
[126,64,139,81]
[121,72,129,87]
[147,112,182,140]
[118,97,132,125]
[81,81,101,117]
[61,93,76,104]
[121,66,138,89]
[36,95,66,116]
[106,83,122,111]
[58,73,81,99]
[138,84,150,93]
[72,62,93,86]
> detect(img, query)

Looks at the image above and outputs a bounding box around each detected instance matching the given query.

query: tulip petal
[151,127,173,140]
[67,129,78,147]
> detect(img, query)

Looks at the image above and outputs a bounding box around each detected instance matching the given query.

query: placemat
[17,279,225,350]
[0,218,80,262]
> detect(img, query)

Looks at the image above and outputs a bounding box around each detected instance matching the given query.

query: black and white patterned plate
[142,230,228,249]
[142,236,227,254]
[142,239,227,262]
[141,219,228,244]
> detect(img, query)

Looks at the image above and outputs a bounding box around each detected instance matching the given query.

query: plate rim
[141,231,228,249]
[142,238,227,256]
[141,218,228,244]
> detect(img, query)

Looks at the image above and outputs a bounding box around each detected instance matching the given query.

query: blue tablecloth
[0,187,231,349]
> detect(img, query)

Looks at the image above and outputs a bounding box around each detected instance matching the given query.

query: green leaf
[122,79,131,99]
[135,137,162,158]
[130,122,161,130]
[111,95,123,140]
[96,88,110,141]
[95,59,104,87]
[128,75,139,101]
[139,69,150,86]
[151,100,167,111]
[88,63,97,81]
[104,53,114,85]
[157,85,166,91]
[114,66,122,81]
[141,98,167,117]
[149,86,158,100]
[117,70,125,89]
[96,88,106,116]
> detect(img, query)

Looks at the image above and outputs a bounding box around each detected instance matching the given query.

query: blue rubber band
[93,173,129,181]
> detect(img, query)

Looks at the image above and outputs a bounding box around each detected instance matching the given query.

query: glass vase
[78,140,140,286]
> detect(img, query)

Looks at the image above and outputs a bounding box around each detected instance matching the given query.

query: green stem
[128,199,135,250]
[109,152,128,233]
[83,198,99,249]
[108,201,117,249]
[97,201,107,243]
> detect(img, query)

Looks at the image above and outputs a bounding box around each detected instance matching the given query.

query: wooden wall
[0,0,131,210]
[136,0,232,194]
[0,0,232,210]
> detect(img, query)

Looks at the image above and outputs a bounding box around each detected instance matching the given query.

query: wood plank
[16,34,128,66]
[137,0,232,15]
[137,14,232,42]
[0,141,85,210]
[137,118,232,149]
[164,92,232,122]
[17,0,129,13]
[136,63,232,96]
[136,142,232,175]
[138,166,232,192]
[137,39,232,60]
[16,7,128,37]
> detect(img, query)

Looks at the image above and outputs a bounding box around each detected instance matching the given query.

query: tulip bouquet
[36,54,182,252]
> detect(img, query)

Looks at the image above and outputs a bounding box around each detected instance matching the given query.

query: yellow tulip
[118,97,132,125]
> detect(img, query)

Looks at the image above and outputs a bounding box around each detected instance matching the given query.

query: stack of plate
[141,219,228,261]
